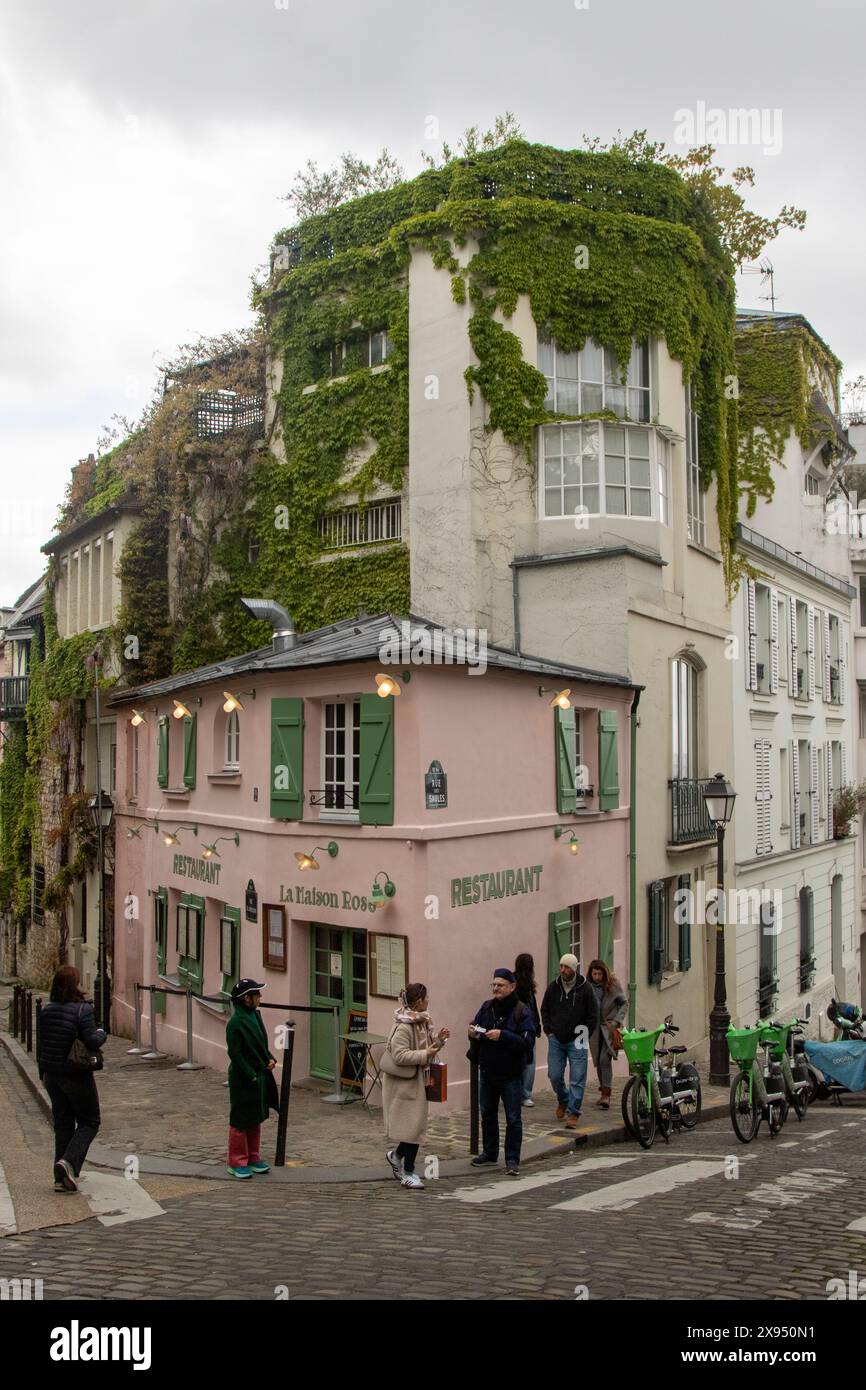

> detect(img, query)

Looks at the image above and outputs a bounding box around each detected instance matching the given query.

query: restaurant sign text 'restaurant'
[173,854,222,885]
[451,865,543,908]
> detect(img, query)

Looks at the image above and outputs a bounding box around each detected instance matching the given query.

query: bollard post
[176,990,204,1071]
[12,985,20,1040]
[274,1021,296,1168]
[127,983,147,1055]
[35,997,42,1079]
[321,1005,352,1105]
[140,986,167,1061]
[469,1054,479,1156]
[25,991,33,1053]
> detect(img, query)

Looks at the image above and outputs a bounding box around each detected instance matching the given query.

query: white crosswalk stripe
[551,1159,727,1212]
[0,1159,16,1237]
[442,1155,638,1205]
[76,1173,165,1227]
[846,1216,866,1232]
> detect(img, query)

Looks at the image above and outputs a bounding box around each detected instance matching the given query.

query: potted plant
[832,782,863,839]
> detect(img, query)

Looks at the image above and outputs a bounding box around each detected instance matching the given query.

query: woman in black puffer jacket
[37,965,108,1192]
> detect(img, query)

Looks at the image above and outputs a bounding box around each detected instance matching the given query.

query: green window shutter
[154,887,167,1015]
[677,873,692,972]
[270,698,304,820]
[359,693,394,826]
[179,892,205,993]
[555,706,577,814]
[648,881,665,985]
[548,908,573,982]
[183,714,197,789]
[598,896,615,970]
[157,716,169,788]
[598,710,620,811]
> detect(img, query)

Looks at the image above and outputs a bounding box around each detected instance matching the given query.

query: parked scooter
[798,1000,866,1104]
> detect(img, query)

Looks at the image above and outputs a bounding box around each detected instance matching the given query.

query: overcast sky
[1,0,864,607]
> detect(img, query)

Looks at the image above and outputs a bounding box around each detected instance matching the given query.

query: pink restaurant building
[109,609,638,1111]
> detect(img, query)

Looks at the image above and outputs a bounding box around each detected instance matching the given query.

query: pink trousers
[228,1124,261,1167]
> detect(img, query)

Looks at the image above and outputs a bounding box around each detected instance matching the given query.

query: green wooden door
[154,887,167,1015]
[309,925,368,1079]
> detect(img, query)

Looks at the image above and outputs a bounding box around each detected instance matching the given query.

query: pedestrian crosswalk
[0,1168,165,1238]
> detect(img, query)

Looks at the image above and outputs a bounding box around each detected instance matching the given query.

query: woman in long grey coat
[587,959,628,1110]
[382,982,449,1190]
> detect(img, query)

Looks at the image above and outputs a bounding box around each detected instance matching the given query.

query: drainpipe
[628,687,641,1029]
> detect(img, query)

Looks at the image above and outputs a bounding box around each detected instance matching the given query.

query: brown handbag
[65,1006,103,1071]
[425,1060,447,1102]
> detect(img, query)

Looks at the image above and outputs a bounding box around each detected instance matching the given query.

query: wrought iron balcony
[0,675,29,720]
[668,777,715,845]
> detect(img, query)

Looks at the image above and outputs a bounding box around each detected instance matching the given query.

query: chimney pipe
[239,597,296,651]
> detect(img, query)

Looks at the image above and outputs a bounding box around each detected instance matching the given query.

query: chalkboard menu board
[340,1010,369,1090]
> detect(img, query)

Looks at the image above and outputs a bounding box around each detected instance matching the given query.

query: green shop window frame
[176,892,205,993]
[153,886,168,1014]
[220,906,241,1001]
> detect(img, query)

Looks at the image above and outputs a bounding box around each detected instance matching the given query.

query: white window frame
[671,658,699,781]
[331,329,393,376]
[539,421,667,523]
[224,710,240,771]
[318,497,402,549]
[320,699,361,821]
[539,336,650,422]
[686,382,705,545]
[132,725,139,801]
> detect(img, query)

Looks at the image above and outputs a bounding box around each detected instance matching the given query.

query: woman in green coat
[226,978,278,1178]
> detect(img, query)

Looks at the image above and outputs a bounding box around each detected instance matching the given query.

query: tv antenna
[741,260,777,311]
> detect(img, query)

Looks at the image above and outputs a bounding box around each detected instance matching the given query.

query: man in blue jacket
[468,968,536,1176]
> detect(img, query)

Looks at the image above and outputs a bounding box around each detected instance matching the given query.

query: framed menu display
[262,903,287,971]
[369,932,408,999]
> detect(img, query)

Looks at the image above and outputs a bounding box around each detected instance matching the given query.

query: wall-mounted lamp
[201,832,241,859]
[554,825,580,855]
[294,841,339,871]
[173,698,202,720]
[371,871,397,907]
[222,690,256,713]
[130,709,147,727]
[539,687,571,710]
[162,823,199,846]
[127,819,159,839]
[374,671,411,698]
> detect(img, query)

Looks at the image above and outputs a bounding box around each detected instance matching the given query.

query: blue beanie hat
[493,967,516,983]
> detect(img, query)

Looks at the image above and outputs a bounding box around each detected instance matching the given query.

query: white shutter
[840,620,849,706]
[746,579,757,691]
[810,742,819,844]
[755,739,772,855]
[823,612,832,701]
[790,739,801,849]
[807,604,816,700]
[769,588,780,693]
[841,740,848,787]
[826,738,834,841]
[788,595,798,698]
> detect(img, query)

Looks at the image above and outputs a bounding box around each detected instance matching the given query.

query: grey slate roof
[108,611,637,706]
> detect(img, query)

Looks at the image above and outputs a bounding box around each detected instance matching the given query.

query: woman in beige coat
[383,982,449,1190]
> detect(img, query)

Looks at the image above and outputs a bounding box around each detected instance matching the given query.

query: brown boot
[598,1089,611,1110]
[556,1103,566,1120]
[564,1113,580,1129]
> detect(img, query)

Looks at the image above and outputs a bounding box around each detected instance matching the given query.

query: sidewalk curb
[0,1030,731,1185]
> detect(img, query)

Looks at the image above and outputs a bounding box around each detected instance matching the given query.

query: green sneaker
[227,1165,253,1179]
[248,1160,271,1174]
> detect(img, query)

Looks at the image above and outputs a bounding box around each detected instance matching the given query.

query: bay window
[540,421,669,522]
[539,337,650,422]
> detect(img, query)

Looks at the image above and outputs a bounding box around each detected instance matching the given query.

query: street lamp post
[88,787,114,1031]
[702,772,737,1087]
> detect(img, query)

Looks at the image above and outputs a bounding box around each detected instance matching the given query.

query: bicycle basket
[726,1026,761,1064]
[621,1028,660,1068]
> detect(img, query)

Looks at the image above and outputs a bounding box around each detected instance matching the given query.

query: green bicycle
[759,1017,810,1121]
[621,1015,701,1149]
[727,1024,789,1142]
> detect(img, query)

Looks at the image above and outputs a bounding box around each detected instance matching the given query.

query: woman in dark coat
[515,953,542,1107]
[37,965,108,1192]
[225,978,278,1178]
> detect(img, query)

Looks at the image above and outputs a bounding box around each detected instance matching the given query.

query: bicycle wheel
[621,1076,637,1137]
[767,1097,787,1135]
[730,1070,759,1143]
[791,1086,808,1121]
[630,1074,656,1149]
[677,1074,702,1130]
